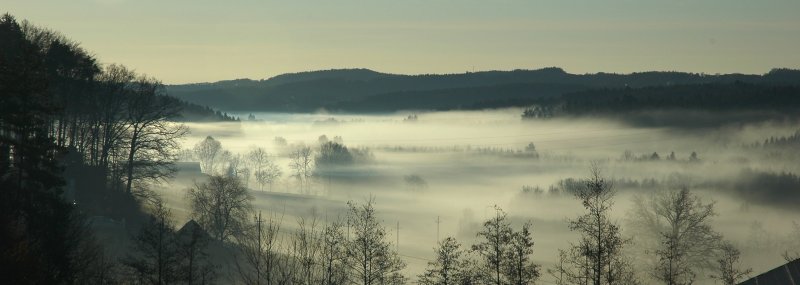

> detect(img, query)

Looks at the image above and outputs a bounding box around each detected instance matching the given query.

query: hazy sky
[6,0,799,84]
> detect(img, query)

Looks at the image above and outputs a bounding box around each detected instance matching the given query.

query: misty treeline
[0,13,232,284]
[184,134,374,194]
[376,144,539,159]
[522,166,800,208]
[519,82,800,122]
[749,129,800,149]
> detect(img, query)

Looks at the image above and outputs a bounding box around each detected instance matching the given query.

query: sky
[5,0,800,84]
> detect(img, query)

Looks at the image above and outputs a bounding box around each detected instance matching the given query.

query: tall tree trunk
[125,129,138,194]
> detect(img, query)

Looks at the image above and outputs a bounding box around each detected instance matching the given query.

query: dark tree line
[3,13,231,196]
[752,129,800,149]
[0,13,219,284]
[1,13,100,284]
[558,82,800,115]
[1,15,192,197]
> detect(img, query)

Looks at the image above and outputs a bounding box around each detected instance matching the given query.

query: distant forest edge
[168,68,800,114]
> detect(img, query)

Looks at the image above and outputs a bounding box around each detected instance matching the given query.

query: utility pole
[436,216,441,241]
[396,221,400,251]
[255,211,262,285]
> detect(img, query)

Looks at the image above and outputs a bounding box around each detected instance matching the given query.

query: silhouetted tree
[256,161,282,192]
[419,237,469,285]
[291,216,321,284]
[319,134,330,144]
[505,223,540,285]
[551,166,636,285]
[709,242,751,285]
[404,174,429,192]
[94,64,135,173]
[472,207,513,285]
[289,145,314,193]
[123,198,183,284]
[194,136,222,175]
[246,147,269,188]
[247,147,281,191]
[524,142,537,153]
[320,219,349,285]
[650,152,660,160]
[273,136,288,147]
[188,175,253,242]
[782,221,800,262]
[316,141,353,167]
[235,211,283,285]
[122,76,187,195]
[472,206,539,285]
[345,199,406,285]
[315,141,353,192]
[630,187,722,285]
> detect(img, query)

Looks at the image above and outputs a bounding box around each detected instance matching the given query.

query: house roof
[738,258,800,285]
[176,219,212,240]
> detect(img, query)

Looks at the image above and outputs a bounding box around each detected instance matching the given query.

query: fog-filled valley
[147,109,800,284]
[4,6,800,285]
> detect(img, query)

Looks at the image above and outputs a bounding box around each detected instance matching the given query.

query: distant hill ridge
[167,68,800,112]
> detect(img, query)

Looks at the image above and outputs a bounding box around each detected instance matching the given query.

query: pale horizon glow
[5,0,800,84]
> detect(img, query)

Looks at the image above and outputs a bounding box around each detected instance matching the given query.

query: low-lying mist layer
[158,109,800,284]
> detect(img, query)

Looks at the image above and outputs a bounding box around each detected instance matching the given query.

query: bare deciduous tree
[235,211,283,285]
[551,166,636,285]
[247,147,269,187]
[256,161,282,191]
[94,64,135,172]
[194,136,222,175]
[630,187,722,285]
[188,175,253,242]
[248,147,281,191]
[709,242,751,285]
[291,216,321,284]
[320,218,349,285]
[781,221,800,262]
[123,76,187,195]
[289,145,314,193]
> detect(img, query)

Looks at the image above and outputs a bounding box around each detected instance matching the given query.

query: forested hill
[167,68,800,112]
